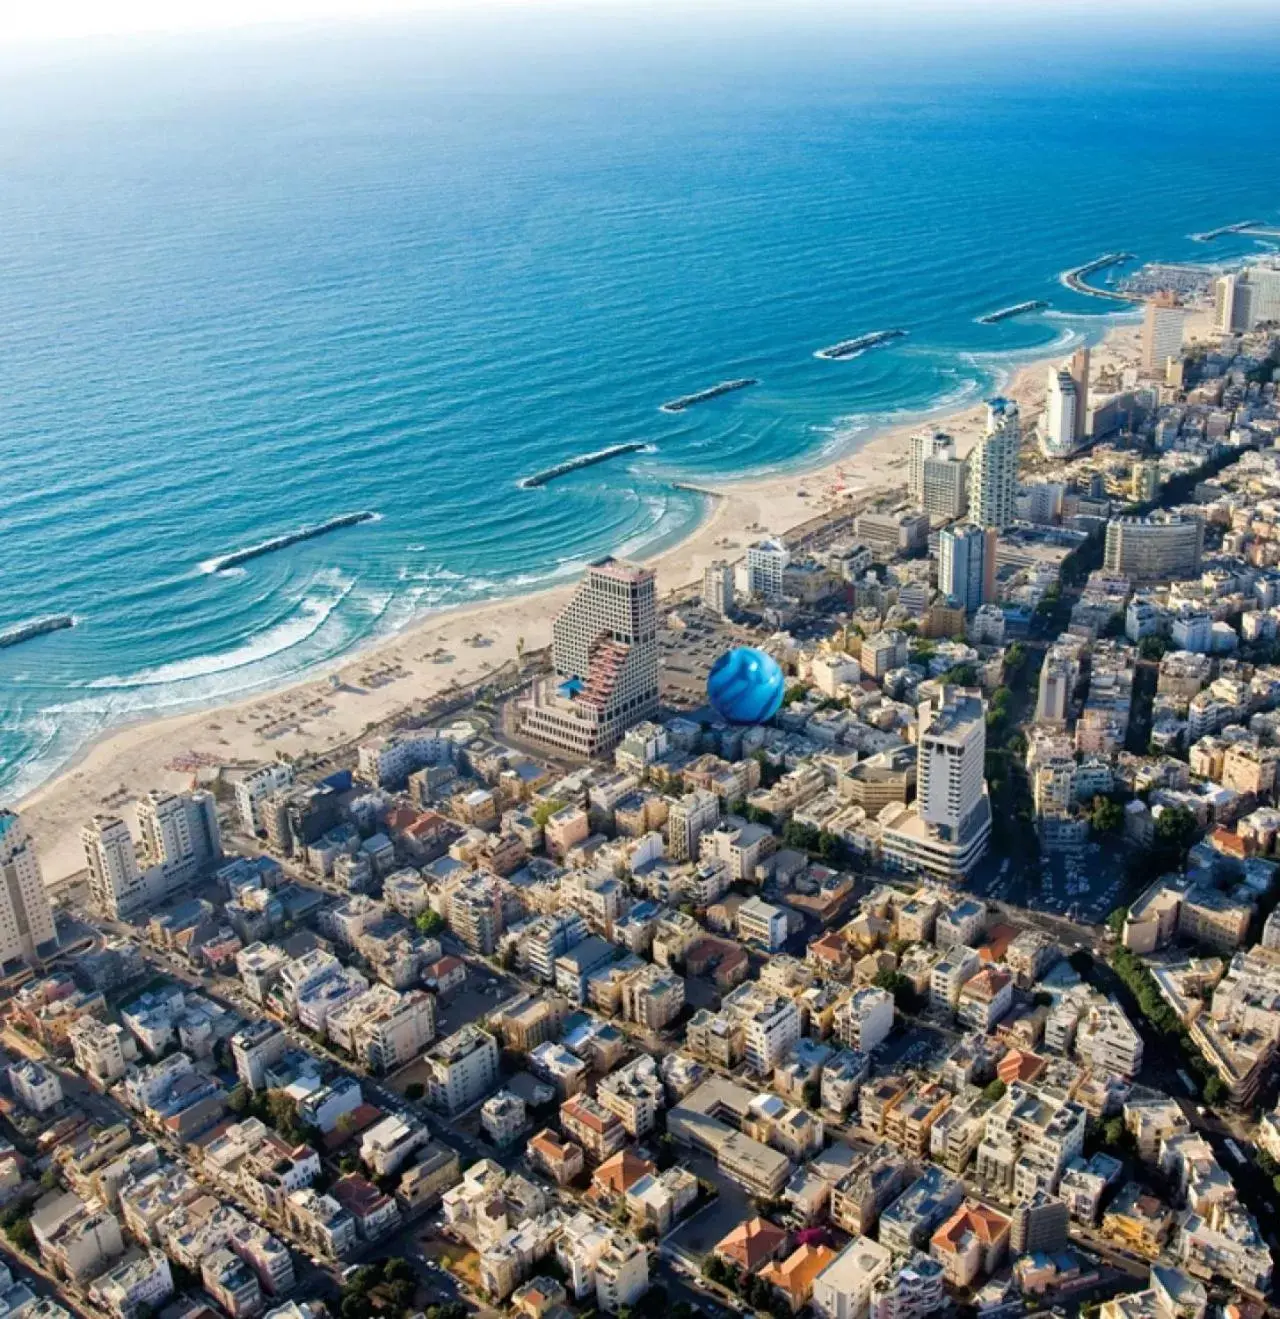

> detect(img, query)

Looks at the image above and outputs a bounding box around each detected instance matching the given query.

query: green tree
[414,908,445,937]
[1139,635,1168,661]
[1202,1075,1227,1106]
[982,1079,1007,1104]
[1090,796,1125,835]
[531,798,567,829]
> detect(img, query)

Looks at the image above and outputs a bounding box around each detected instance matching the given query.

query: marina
[517,442,649,489]
[977,299,1048,324]
[814,327,907,360]
[0,615,75,650]
[203,511,376,573]
[659,378,757,413]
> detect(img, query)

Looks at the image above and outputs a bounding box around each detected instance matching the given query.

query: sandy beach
[16,318,1148,885]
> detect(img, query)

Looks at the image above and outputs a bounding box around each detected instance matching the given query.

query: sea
[1,6,1279,800]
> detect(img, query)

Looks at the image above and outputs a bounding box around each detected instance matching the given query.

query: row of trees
[702,1255,791,1319]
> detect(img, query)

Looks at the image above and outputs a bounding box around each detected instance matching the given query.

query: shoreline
[14,314,1146,885]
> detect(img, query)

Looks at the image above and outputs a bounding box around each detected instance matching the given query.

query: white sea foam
[87,574,355,690]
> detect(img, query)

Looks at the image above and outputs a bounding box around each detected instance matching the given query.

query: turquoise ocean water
[1,7,1278,798]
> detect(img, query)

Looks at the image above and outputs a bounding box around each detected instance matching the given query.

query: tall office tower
[938,524,993,613]
[136,789,222,887]
[968,398,1020,531]
[702,560,735,618]
[909,430,954,504]
[521,558,660,757]
[917,688,988,835]
[83,815,146,918]
[1068,346,1090,444]
[746,538,789,599]
[1215,268,1280,333]
[1141,293,1186,376]
[1041,369,1078,458]
[0,811,56,964]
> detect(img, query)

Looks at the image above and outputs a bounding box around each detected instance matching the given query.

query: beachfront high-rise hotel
[967,398,1020,531]
[522,558,660,758]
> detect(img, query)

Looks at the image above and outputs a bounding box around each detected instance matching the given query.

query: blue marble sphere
[707,646,786,724]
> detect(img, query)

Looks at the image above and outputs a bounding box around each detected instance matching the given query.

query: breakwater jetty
[204,512,376,573]
[1061,253,1139,302]
[660,378,757,413]
[517,442,648,489]
[978,299,1049,324]
[0,615,75,650]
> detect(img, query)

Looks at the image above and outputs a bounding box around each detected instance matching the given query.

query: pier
[1061,253,1140,302]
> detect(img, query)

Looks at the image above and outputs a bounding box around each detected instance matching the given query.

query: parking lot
[662,1153,753,1265]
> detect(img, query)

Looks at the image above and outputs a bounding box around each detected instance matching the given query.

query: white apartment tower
[909,430,952,503]
[916,687,989,848]
[746,539,790,600]
[1041,370,1077,459]
[522,558,660,758]
[702,561,735,618]
[910,431,968,521]
[0,811,56,964]
[235,762,294,836]
[83,815,147,918]
[137,789,222,886]
[968,399,1020,531]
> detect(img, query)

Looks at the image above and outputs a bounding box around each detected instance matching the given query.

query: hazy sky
[6,0,1279,46]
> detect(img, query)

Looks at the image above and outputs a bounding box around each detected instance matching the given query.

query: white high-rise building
[83,815,146,918]
[136,789,221,886]
[0,811,56,964]
[702,561,735,618]
[1041,369,1078,458]
[521,558,660,757]
[938,525,991,614]
[1142,295,1186,376]
[746,539,790,599]
[968,399,1020,531]
[909,431,952,503]
[910,431,968,521]
[1068,347,1089,446]
[881,686,991,881]
[1214,267,1280,334]
[917,688,987,838]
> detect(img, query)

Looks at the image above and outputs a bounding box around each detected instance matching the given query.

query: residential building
[929,1200,1011,1289]
[968,398,1020,531]
[0,811,56,963]
[748,539,790,599]
[424,1025,500,1114]
[812,1238,893,1319]
[938,525,994,613]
